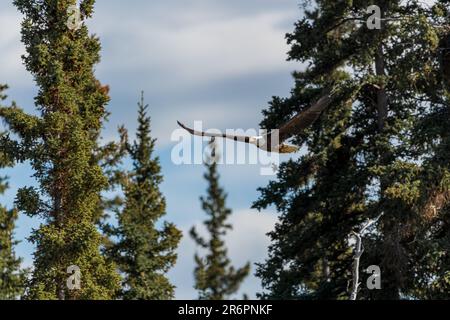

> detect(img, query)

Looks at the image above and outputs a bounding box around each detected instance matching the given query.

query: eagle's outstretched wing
[278,89,335,143]
[177,121,258,144]
[177,87,336,150]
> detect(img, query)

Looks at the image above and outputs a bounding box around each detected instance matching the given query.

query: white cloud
[91,10,297,92]
[0,11,31,87]
[1,1,300,149]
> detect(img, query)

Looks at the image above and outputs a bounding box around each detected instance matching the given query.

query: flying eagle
[178,89,335,154]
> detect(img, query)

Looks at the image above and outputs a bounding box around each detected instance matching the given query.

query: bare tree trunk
[374,1,388,132]
[349,213,383,300]
[374,4,402,300]
[350,233,363,300]
[58,281,65,300]
[322,257,330,282]
[54,189,65,300]
[375,46,388,131]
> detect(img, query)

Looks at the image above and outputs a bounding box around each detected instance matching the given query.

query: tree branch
[349,213,384,300]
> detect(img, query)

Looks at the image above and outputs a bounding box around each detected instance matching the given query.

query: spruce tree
[0,86,27,300]
[106,93,182,300]
[407,13,450,298]
[190,148,250,300]
[0,1,120,299]
[0,173,26,300]
[253,0,449,299]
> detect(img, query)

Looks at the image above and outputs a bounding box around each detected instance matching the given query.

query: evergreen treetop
[191,148,250,300]
[106,93,182,300]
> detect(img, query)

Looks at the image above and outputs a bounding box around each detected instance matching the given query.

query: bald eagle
[178,89,335,154]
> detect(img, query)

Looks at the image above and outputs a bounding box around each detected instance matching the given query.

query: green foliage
[191,149,250,300]
[254,0,450,300]
[0,87,27,300]
[0,193,27,300]
[105,93,182,300]
[0,1,121,299]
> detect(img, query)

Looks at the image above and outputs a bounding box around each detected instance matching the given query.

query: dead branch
[349,213,384,300]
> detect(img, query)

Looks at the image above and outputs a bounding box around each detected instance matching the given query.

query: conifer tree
[408,13,450,298]
[0,1,120,299]
[0,86,27,300]
[190,148,250,300]
[253,0,449,299]
[106,93,182,300]
[0,174,26,300]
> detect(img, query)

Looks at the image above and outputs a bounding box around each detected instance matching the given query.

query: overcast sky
[0,0,303,299]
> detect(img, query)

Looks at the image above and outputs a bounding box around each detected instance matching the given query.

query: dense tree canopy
[254,0,450,299]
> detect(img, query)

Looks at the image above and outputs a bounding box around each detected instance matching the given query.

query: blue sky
[0,0,304,299]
